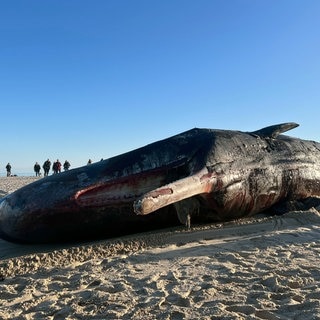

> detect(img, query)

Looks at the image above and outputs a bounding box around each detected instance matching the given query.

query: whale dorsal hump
[251,122,299,139]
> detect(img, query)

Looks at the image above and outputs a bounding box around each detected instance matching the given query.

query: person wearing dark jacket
[53,159,62,174]
[43,159,51,176]
[63,160,71,171]
[34,162,41,176]
[6,163,11,177]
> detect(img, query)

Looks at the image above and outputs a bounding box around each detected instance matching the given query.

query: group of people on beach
[34,159,71,176]
[2,158,95,177]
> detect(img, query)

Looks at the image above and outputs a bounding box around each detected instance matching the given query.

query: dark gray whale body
[1,122,320,243]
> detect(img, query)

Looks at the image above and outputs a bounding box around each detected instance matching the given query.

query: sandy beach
[1,177,320,319]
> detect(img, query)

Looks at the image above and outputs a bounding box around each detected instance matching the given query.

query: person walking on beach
[53,159,62,174]
[56,159,61,173]
[43,159,51,176]
[63,160,71,171]
[34,162,41,176]
[52,161,57,174]
[6,163,11,177]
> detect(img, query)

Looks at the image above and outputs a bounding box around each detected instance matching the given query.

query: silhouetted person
[43,159,51,176]
[63,160,71,171]
[34,162,41,176]
[52,159,61,174]
[6,163,11,177]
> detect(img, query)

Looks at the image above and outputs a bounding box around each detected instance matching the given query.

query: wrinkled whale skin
[1,122,320,243]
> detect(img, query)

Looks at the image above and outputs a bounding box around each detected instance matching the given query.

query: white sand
[1,177,320,319]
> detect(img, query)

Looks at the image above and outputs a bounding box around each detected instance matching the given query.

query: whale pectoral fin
[133,168,214,216]
[251,122,299,139]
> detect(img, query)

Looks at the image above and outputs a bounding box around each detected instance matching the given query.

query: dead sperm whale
[1,122,320,243]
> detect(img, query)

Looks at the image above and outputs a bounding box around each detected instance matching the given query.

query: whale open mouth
[74,158,192,209]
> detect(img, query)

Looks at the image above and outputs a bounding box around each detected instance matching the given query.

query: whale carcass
[1,122,320,243]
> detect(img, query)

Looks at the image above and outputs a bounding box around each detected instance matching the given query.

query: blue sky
[1,0,319,174]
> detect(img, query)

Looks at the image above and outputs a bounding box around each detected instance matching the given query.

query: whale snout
[0,188,72,243]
